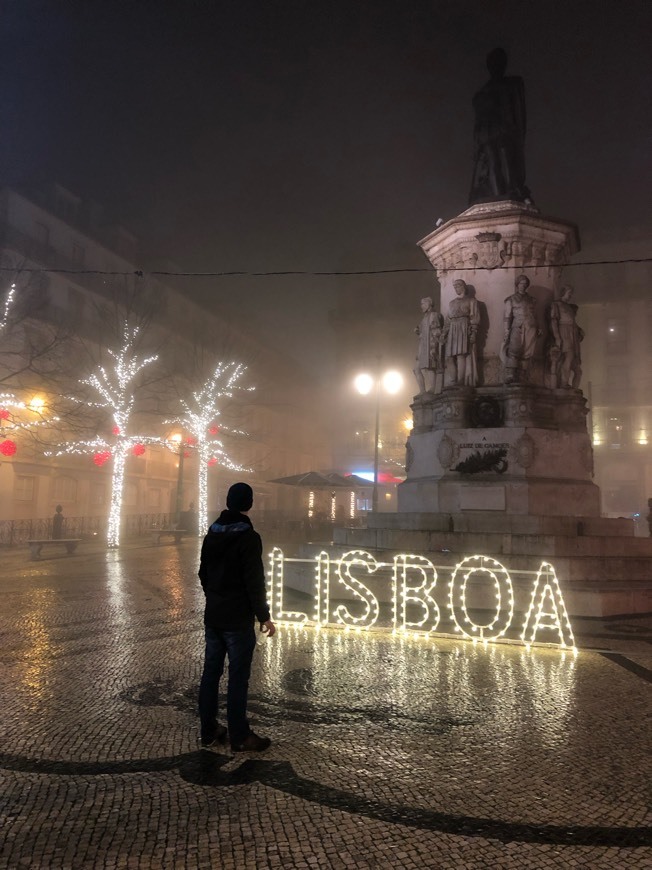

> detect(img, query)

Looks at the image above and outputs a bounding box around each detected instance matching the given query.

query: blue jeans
[198,624,256,744]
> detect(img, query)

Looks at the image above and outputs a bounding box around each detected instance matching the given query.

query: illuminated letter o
[448,555,514,641]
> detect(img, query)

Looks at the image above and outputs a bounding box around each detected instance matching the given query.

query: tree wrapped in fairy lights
[48,324,160,548]
[168,362,253,533]
[0,282,17,334]
[0,393,60,456]
[0,282,61,453]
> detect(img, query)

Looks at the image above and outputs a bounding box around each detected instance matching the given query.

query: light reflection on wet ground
[0,539,650,868]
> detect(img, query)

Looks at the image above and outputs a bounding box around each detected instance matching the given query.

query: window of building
[125,483,138,506]
[15,476,35,501]
[34,222,50,248]
[53,476,78,503]
[67,286,85,320]
[147,488,161,508]
[606,317,628,355]
[28,272,51,309]
[91,484,106,506]
[605,364,631,402]
[72,243,85,265]
[606,414,630,448]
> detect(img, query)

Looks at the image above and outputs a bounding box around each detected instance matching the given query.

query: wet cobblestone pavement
[0,540,650,868]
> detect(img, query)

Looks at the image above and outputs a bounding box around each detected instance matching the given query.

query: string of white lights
[47,324,160,548]
[1,283,16,331]
[268,546,309,626]
[267,548,575,651]
[448,555,514,641]
[0,393,61,457]
[314,551,331,626]
[392,554,440,634]
[520,561,576,650]
[334,550,380,629]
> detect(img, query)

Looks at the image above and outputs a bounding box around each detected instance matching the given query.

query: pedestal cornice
[418,201,580,275]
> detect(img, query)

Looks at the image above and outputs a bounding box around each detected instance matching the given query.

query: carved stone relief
[437,435,459,470]
[510,433,537,469]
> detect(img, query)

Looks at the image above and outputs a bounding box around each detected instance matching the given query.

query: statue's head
[453,279,467,297]
[486,47,508,79]
[420,296,433,313]
[560,285,574,301]
[515,274,530,293]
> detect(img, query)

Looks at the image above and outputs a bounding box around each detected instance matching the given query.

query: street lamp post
[354,362,403,513]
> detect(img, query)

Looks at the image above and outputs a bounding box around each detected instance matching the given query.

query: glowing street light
[354,361,403,512]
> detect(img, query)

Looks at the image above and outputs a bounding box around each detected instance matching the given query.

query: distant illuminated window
[53,476,77,502]
[607,415,629,448]
[15,476,35,501]
[606,317,628,354]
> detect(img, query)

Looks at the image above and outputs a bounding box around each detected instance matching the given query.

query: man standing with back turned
[198,482,275,752]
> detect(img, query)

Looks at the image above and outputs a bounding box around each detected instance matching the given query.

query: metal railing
[0,512,176,546]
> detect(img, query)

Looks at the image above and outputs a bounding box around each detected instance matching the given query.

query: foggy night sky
[1,0,650,373]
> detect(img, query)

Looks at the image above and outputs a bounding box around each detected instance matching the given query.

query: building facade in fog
[572,228,652,525]
[0,184,331,529]
[328,267,433,510]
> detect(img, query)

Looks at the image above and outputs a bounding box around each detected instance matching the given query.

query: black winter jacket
[198,510,271,631]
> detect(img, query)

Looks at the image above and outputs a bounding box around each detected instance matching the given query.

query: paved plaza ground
[0,537,650,869]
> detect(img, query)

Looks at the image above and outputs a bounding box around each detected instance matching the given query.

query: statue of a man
[441,279,480,387]
[550,285,584,389]
[501,275,540,384]
[469,47,532,205]
[413,296,444,394]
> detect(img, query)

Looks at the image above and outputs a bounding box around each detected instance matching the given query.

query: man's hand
[260,619,276,638]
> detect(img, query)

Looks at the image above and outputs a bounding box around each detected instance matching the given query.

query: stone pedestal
[399,384,600,517]
[418,201,580,386]
[401,201,598,517]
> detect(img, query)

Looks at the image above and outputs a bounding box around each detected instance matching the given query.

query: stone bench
[151,528,187,545]
[27,539,82,561]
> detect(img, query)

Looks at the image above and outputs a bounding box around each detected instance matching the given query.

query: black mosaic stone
[0,542,651,868]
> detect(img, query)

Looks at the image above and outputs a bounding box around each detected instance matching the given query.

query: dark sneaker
[231,731,271,753]
[201,724,227,749]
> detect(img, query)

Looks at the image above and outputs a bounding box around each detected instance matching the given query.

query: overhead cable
[0,257,650,279]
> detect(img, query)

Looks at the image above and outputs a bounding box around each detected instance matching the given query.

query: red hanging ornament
[112,425,121,435]
[185,436,196,446]
[183,450,191,458]
[0,439,17,456]
[132,443,145,456]
[207,457,218,467]
[0,409,9,420]
[209,425,219,435]
[93,450,111,466]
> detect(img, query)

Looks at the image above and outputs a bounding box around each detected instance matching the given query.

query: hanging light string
[164,362,254,532]
[0,257,650,281]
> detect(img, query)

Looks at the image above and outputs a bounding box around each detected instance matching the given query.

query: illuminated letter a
[521,562,575,648]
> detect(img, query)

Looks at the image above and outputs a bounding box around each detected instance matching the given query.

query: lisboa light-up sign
[268,548,576,652]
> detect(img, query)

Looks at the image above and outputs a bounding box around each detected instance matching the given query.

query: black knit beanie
[226,482,253,512]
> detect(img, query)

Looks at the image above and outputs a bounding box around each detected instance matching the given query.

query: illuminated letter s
[334,550,380,628]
